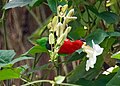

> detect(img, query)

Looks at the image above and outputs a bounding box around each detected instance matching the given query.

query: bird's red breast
[58,39,83,54]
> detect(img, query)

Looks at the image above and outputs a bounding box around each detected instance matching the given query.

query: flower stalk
[47,4,77,76]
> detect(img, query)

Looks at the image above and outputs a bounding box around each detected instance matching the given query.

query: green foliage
[107,32,120,37]
[106,69,120,86]
[36,37,48,48]
[86,29,108,46]
[47,0,57,13]
[3,0,32,9]
[0,50,33,80]
[1,0,120,85]
[67,52,86,62]
[24,45,48,56]
[0,50,15,64]
[0,50,33,68]
[0,68,21,80]
[0,65,28,80]
[68,54,104,82]
[28,17,51,44]
[27,63,50,74]
[88,5,119,24]
[75,73,115,86]
[98,11,119,24]
[24,36,49,56]
[54,76,65,84]
[29,0,45,8]
[69,21,86,39]
[111,51,120,60]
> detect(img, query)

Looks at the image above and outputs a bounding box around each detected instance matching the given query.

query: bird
[58,39,83,54]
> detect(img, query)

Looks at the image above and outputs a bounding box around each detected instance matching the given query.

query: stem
[21,80,54,86]
[60,83,80,86]
[72,61,77,70]
[42,63,55,79]
[30,54,42,81]
[52,60,59,75]
[1,10,8,50]
[26,6,42,26]
[85,1,102,35]
[85,6,91,32]
[3,17,8,50]
[21,79,80,86]
[60,57,68,75]
[116,0,120,15]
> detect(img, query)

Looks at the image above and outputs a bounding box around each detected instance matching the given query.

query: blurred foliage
[0,0,120,86]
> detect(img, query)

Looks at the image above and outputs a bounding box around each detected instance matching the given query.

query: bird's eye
[80,38,86,42]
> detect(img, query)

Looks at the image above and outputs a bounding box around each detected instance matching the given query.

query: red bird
[58,39,83,54]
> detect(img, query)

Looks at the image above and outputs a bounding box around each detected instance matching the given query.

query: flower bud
[52,16,58,26]
[47,22,52,29]
[66,9,74,17]
[64,26,71,36]
[57,5,62,13]
[51,16,58,31]
[49,33,55,44]
[67,17,77,20]
[57,34,65,45]
[57,4,68,17]
[56,22,63,37]
[65,17,77,24]
[62,4,68,13]
[59,25,64,36]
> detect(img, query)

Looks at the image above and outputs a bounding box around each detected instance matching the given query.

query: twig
[26,6,42,26]
[60,57,68,75]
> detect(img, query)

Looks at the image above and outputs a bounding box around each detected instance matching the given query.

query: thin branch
[26,6,42,26]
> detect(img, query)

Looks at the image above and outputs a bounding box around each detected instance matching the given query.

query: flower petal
[83,40,104,71]
[92,40,104,56]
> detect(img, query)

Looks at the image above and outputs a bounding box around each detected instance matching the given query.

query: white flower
[102,65,118,75]
[9,0,12,2]
[82,40,104,71]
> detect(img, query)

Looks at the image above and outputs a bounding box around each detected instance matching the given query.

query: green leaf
[86,29,108,46]
[0,50,33,68]
[24,45,48,56]
[75,78,93,86]
[55,76,65,84]
[106,0,117,7]
[0,69,20,80]
[87,5,99,15]
[94,73,115,86]
[75,73,115,86]
[0,56,33,68]
[27,63,50,74]
[3,0,32,9]
[101,37,115,52]
[67,52,86,62]
[47,0,57,13]
[67,49,84,63]
[36,37,48,48]
[0,50,16,64]
[69,21,87,39]
[107,32,120,37]
[68,54,104,82]
[0,66,27,80]
[76,49,83,54]
[88,6,119,24]
[106,69,120,86]
[111,51,120,60]
[29,0,44,8]
[58,0,67,6]
[9,56,34,65]
[98,11,119,24]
